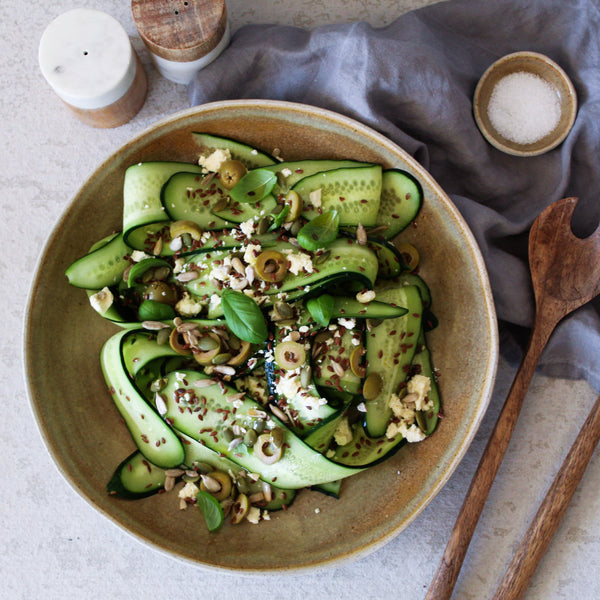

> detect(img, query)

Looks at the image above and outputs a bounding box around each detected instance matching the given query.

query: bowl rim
[24,99,499,572]
[473,50,577,157]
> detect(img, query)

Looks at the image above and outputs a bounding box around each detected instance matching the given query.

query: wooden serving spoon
[425,197,600,600]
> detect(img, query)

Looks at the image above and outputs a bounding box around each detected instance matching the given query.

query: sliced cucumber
[363,285,423,438]
[158,370,363,488]
[123,162,204,246]
[368,237,408,279]
[107,451,167,499]
[101,330,185,468]
[184,238,379,308]
[331,423,406,467]
[66,232,131,289]
[263,159,374,194]
[293,165,382,226]
[191,133,276,169]
[313,327,363,395]
[161,171,232,228]
[211,194,278,224]
[376,169,423,239]
[413,332,441,436]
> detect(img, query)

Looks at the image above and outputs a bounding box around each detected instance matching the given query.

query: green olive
[218,159,248,190]
[169,220,204,241]
[193,333,222,365]
[396,242,420,271]
[143,281,178,305]
[230,493,250,524]
[283,190,303,222]
[274,341,306,370]
[350,345,367,378]
[254,250,288,282]
[200,471,232,502]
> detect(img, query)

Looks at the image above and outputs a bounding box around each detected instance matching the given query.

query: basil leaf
[297,210,340,251]
[268,204,290,231]
[306,294,335,327]
[229,169,277,204]
[196,490,224,532]
[137,299,176,321]
[221,290,268,344]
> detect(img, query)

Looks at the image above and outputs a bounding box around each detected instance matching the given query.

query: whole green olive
[143,280,178,305]
[218,159,248,190]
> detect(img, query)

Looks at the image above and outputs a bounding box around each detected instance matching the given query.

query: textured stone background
[3,1,599,599]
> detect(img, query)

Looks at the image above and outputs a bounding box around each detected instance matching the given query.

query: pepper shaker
[132,0,230,85]
[38,9,147,128]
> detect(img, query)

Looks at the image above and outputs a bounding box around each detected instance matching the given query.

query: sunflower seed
[176,270,199,282]
[142,320,171,330]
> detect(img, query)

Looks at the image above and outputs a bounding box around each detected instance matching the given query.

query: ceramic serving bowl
[25,100,498,572]
[474,51,577,157]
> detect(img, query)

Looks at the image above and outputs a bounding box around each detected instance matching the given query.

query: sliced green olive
[170,220,204,241]
[230,493,250,524]
[350,345,367,378]
[253,433,284,464]
[283,190,303,222]
[396,242,420,271]
[274,341,306,370]
[227,340,253,366]
[169,328,192,355]
[363,372,383,400]
[193,333,222,365]
[218,159,247,190]
[254,250,288,282]
[200,471,232,502]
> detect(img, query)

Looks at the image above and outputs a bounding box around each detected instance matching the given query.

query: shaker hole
[83,50,88,56]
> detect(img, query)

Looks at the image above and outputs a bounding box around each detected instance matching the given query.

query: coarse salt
[487,71,561,144]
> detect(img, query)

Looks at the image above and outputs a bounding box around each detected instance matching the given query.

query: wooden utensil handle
[492,393,600,600]
[426,317,555,600]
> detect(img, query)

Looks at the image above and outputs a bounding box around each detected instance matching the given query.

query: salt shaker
[38,9,147,128]
[132,0,230,85]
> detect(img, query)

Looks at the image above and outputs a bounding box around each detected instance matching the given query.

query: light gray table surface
[3,1,599,598]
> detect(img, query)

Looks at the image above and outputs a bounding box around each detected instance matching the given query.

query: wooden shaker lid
[132,0,228,63]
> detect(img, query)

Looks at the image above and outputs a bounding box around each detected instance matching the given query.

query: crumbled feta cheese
[338,317,356,330]
[385,376,431,443]
[356,289,376,303]
[407,374,433,411]
[131,250,151,262]
[178,481,200,501]
[173,257,186,274]
[280,167,292,178]
[198,148,231,173]
[275,368,327,409]
[175,292,203,317]
[89,287,114,314]
[209,293,222,310]
[333,417,353,446]
[281,249,314,275]
[243,243,262,265]
[240,219,256,238]
[246,506,262,524]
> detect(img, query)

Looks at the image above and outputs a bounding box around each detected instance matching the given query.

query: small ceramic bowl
[25,100,498,571]
[474,51,577,156]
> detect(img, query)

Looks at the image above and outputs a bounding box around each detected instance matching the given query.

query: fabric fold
[189,0,600,392]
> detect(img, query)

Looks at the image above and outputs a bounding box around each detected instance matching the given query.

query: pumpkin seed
[363,373,383,400]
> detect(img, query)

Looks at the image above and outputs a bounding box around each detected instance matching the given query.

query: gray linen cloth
[189,0,600,391]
